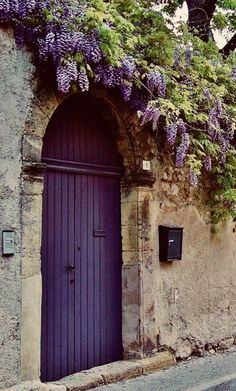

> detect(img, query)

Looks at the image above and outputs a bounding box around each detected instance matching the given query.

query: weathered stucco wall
[0,28,35,388]
[0,26,236,390]
[152,164,236,358]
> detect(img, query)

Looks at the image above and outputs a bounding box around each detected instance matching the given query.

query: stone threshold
[2,351,175,391]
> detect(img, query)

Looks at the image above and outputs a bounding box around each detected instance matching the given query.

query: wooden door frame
[20,90,156,382]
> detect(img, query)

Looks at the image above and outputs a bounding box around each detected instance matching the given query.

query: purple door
[41,94,123,382]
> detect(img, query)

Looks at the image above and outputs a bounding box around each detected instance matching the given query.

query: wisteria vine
[0,0,235,222]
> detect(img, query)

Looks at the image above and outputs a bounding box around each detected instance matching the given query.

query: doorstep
[52,351,176,391]
[1,351,175,391]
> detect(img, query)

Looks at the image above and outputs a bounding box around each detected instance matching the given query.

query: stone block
[121,225,138,252]
[121,188,138,203]
[21,275,41,381]
[22,134,43,162]
[47,386,67,391]
[56,373,104,391]
[83,360,142,384]
[121,202,138,226]
[122,265,139,306]
[3,381,48,391]
[21,256,41,278]
[122,265,141,356]
[122,251,138,266]
[21,194,42,271]
[21,177,44,196]
[136,351,176,374]
[3,383,66,391]
[21,195,42,226]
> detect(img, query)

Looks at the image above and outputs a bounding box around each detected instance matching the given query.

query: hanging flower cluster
[0,0,235,222]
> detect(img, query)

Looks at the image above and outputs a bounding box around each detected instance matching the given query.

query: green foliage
[218,0,236,10]
[210,152,236,223]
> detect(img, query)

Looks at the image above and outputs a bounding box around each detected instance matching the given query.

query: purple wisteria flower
[56,61,78,93]
[130,88,149,112]
[203,87,211,99]
[165,123,177,145]
[207,108,220,139]
[173,46,181,68]
[146,70,166,98]
[215,98,223,117]
[0,0,10,21]
[231,67,236,82]
[177,119,187,134]
[94,64,122,88]
[56,64,71,93]
[185,47,192,67]
[203,155,212,171]
[120,83,132,102]
[67,61,78,82]
[189,170,198,187]
[224,117,234,141]
[151,107,161,131]
[206,97,233,164]
[176,132,190,167]
[121,56,136,80]
[82,32,102,64]
[141,105,160,131]
[78,69,89,92]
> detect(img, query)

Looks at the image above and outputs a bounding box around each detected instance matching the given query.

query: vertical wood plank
[54,173,62,380]
[74,174,81,372]
[87,175,94,368]
[80,174,88,370]
[60,172,69,378]
[93,176,101,366]
[67,174,75,374]
[99,176,107,364]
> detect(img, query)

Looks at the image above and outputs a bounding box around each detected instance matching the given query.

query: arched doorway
[41,94,123,382]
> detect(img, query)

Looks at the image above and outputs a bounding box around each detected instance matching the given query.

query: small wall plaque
[142,160,151,171]
[2,231,15,255]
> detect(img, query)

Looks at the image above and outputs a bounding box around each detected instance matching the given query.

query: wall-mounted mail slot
[159,225,183,262]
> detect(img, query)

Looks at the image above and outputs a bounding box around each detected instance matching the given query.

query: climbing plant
[0,0,235,222]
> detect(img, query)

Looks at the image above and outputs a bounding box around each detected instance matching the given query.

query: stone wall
[0,28,35,388]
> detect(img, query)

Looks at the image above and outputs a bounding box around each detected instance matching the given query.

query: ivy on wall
[0,0,235,222]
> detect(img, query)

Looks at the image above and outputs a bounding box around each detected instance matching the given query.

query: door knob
[67,264,75,272]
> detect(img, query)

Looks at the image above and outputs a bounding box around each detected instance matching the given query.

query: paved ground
[94,349,236,391]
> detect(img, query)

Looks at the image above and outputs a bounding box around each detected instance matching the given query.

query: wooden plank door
[41,95,123,382]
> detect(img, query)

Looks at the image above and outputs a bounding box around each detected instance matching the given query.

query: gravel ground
[94,349,236,391]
